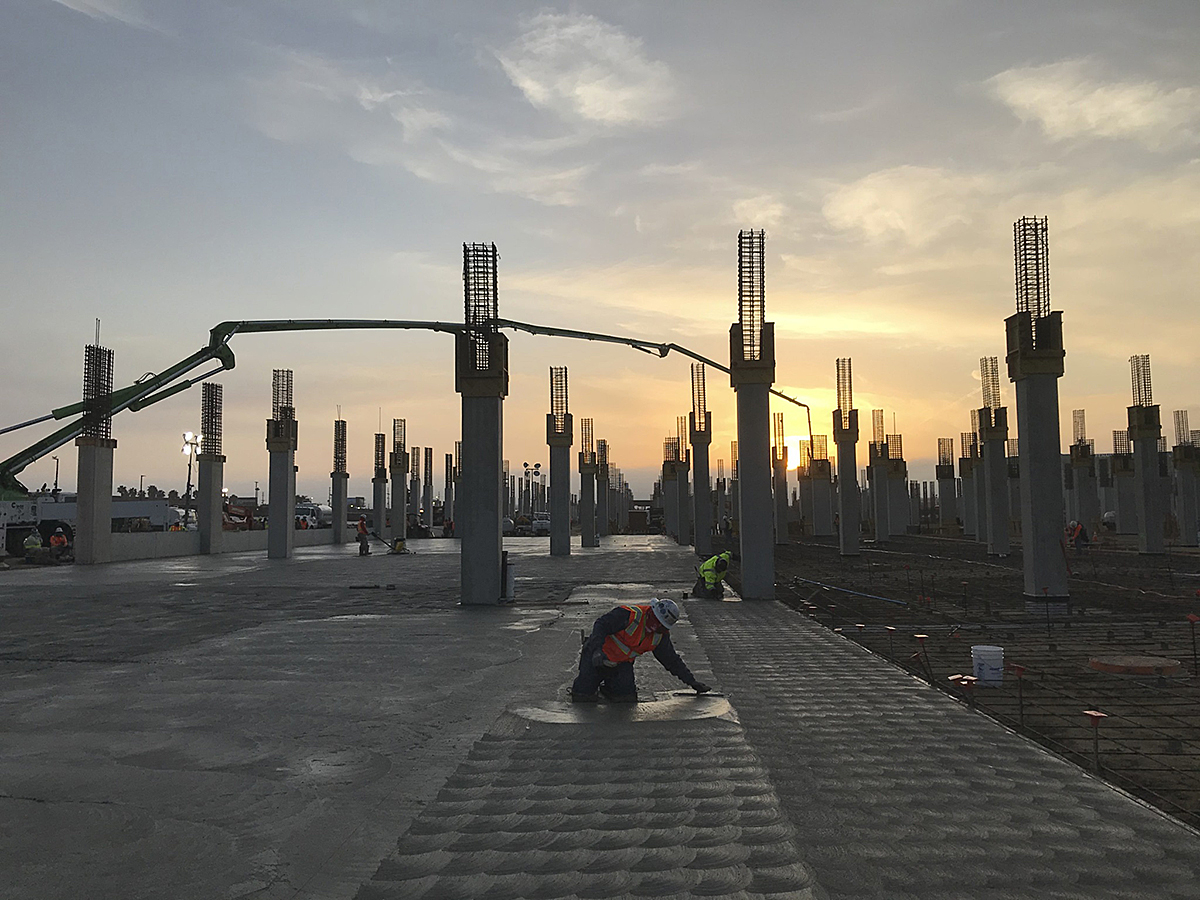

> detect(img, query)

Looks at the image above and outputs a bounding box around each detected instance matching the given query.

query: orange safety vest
[357,521,368,536]
[50,535,68,548]
[601,605,663,664]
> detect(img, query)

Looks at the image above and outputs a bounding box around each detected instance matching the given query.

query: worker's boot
[569,691,599,703]
[600,686,638,704]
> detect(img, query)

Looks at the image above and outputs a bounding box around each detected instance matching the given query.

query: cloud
[495,12,677,126]
[48,0,159,30]
[732,195,787,230]
[822,166,999,247]
[987,59,1198,148]
[245,49,593,206]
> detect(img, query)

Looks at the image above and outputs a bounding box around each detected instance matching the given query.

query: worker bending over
[692,551,732,599]
[571,597,710,703]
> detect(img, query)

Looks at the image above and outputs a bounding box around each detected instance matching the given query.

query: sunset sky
[2,1,1198,503]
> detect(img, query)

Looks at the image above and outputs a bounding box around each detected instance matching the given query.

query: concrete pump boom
[2,316,814,491]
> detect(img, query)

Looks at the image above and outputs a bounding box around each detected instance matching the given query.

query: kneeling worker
[571,597,711,703]
[692,551,732,599]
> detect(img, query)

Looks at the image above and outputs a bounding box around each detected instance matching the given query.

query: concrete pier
[887,457,909,537]
[266,418,297,560]
[959,455,977,539]
[547,413,572,557]
[773,446,789,545]
[978,408,1011,556]
[1173,445,1199,546]
[372,476,388,537]
[1129,404,1165,554]
[456,324,508,605]
[597,465,611,539]
[196,453,225,555]
[833,410,860,556]
[868,442,889,543]
[936,464,957,530]
[662,460,678,540]
[74,436,116,565]
[1068,443,1100,534]
[578,458,597,548]
[690,412,713,558]
[389,453,406,544]
[674,460,690,547]
[1007,309,1068,601]
[807,459,835,536]
[731,323,775,600]
[332,471,349,545]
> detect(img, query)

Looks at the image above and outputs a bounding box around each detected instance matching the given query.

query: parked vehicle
[532,516,551,536]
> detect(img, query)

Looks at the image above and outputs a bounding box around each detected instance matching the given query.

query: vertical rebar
[374,434,386,476]
[272,369,294,420]
[581,418,595,465]
[1130,354,1152,407]
[550,366,568,434]
[872,409,885,446]
[1073,409,1087,445]
[938,438,954,467]
[82,343,115,439]
[737,230,766,362]
[463,242,499,372]
[691,363,707,430]
[393,418,406,454]
[1014,216,1051,343]
[201,382,223,456]
[333,419,347,474]
[887,435,903,460]
[981,357,1001,410]
[836,358,853,429]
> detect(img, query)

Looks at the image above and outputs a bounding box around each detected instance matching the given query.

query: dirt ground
[725,530,1200,829]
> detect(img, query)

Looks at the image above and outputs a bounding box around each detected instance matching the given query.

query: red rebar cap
[1083,710,1108,725]
[914,634,928,642]
[1007,663,1026,677]
[1188,613,1200,623]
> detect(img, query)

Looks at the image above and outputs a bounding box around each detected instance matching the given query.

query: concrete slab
[4,536,1200,899]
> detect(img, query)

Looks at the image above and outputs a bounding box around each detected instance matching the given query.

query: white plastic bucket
[971,645,1004,686]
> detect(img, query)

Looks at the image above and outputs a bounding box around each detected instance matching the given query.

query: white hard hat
[650,597,680,628]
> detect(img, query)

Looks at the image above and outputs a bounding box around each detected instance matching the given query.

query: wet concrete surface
[3,535,1200,898]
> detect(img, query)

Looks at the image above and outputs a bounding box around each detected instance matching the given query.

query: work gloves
[691,681,711,694]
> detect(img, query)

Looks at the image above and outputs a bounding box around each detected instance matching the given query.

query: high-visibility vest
[50,535,68,548]
[699,554,729,587]
[601,605,662,664]
[357,521,368,536]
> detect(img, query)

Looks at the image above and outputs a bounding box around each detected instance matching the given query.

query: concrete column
[266,418,297,560]
[833,409,860,556]
[936,464,957,530]
[579,460,597,548]
[332,471,349,544]
[972,456,988,545]
[887,460,909,536]
[730,321,775,600]
[548,413,572,556]
[772,447,789,545]
[690,412,713,558]
[729,479,740,538]
[959,457,976,538]
[1069,444,1100,534]
[868,442,889,543]
[196,452,225,555]
[714,479,727,533]
[675,461,690,547]
[74,436,116,565]
[808,459,835,535]
[389,452,407,543]
[1173,446,1199,547]
[456,331,507,605]
[1007,310,1068,601]
[978,407,1011,556]
[662,461,678,539]
[1130,405,1165,554]
[372,476,388,537]
[597,467,611,538]
[1113,456,1138,534]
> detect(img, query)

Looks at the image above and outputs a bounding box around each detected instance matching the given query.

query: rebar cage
[201,383,223,456]
[1174,410,1191,447]
[1130,355,1152,408]
[938,438,954,467]
[691,363,707,430]
[333,420,347,474]
[1113,430,1131,455]
[981,357,1001,410]
[463,242,499,372]
[836,358,853,429]
[393,419,406,454]
[1072,410,1087,445]
[737,229,765,362]
[374,434,386,474]
[1014,216,1051,340]
[272,369,294,420]
[581,418,595,465]
[550,366,568,434]
[82,343,114,440]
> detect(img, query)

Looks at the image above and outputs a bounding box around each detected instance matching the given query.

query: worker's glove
[691,681,711,694]
[591,650,606,669]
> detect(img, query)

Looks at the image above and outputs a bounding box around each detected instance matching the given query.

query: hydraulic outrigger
[1,317,814,493]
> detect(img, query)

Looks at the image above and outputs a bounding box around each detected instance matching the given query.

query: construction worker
[1067,520,1089,555]
[356,515,371,556]
[23,528,43,554]
[692,551,732,599]
[49,527,70,560]
[571,597,711,703]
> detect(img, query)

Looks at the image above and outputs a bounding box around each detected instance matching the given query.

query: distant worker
[49,527,70,560]
[571,597,710,703]
[692,551,732,599]
[23,528,43,553]
[356,515,371,556]
[1067,520,1089,555]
